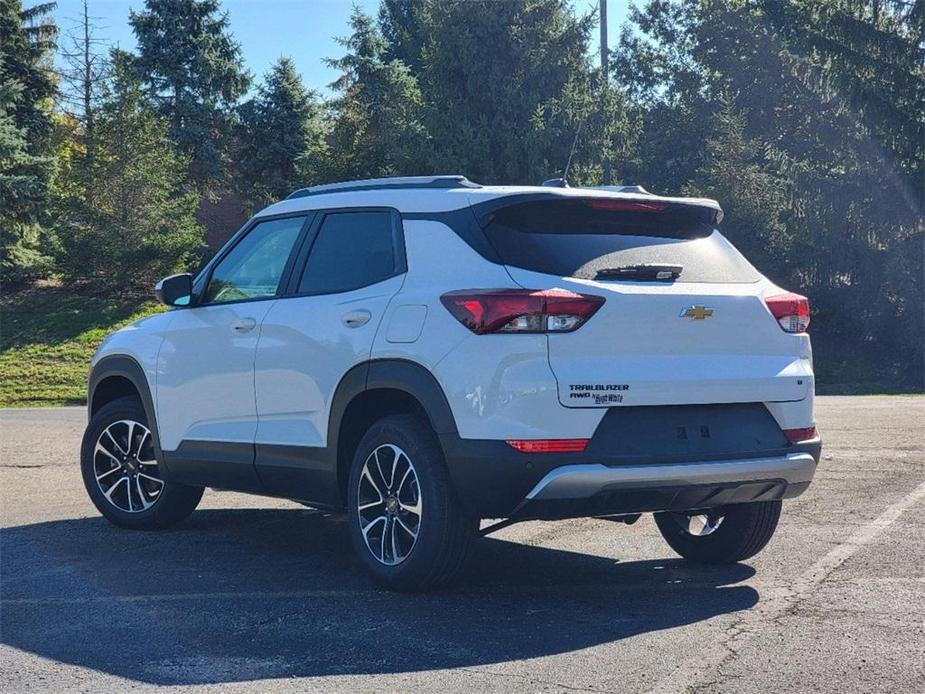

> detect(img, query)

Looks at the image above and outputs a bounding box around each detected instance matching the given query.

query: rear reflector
[440,289,604,335]
[765,292,810,333]
[783,427,817,443]
[506,439,589,453]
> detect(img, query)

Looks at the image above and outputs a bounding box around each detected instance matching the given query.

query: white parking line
[646,478,925,694]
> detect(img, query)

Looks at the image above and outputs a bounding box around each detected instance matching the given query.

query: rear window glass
[483,199,760,283]
[297,211,399,294]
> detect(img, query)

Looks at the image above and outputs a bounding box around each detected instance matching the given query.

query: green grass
[0,285,162,407]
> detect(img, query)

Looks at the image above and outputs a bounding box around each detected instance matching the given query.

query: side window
[298,211,400,295]
[203,216,306,304]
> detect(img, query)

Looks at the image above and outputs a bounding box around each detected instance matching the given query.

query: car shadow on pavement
[1,508,758,685]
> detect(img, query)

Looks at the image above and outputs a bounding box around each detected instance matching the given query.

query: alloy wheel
[93,419,164,513]
[356,444,422,566]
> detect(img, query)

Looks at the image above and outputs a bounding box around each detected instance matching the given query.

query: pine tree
[0,0,57,283]
[763,0,924,180]
[395,0,634,184]
[323,8,428,181]
[129,0,250,190]
[684,98,790,278]
[51,51,204,291]
[378,0,426,71]
[617,0,924,389]
[236,57,325,209]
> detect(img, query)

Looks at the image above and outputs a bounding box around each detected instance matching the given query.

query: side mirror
[154,273,193,307]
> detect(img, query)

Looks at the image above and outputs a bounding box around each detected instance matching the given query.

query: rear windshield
[483,199,761,283]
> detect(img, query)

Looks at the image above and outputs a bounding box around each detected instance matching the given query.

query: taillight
[765,292,810,333]
[784,426,817,443]
[440,289,604,335]
[506,439,589,453]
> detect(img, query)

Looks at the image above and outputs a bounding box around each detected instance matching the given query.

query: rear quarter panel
[372,219,605,440]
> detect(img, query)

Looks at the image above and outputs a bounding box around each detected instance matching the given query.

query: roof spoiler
[471,191,724,227]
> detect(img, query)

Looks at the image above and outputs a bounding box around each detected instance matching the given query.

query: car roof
[255,175,723,219]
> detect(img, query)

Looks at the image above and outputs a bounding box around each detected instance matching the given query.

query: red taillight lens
[784,426,817,443]
[765,292,810,333]
[440,289,605,334]
[506,439,589,453]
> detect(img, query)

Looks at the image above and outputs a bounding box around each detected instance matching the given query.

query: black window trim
[283,206,407,298]
[190,211,316,308]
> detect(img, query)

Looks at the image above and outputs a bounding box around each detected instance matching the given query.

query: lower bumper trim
[512,452,816,519]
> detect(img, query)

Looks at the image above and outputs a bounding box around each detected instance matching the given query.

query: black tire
[654,501,782,564]
[347,414,477,591]
[81,396,203,530]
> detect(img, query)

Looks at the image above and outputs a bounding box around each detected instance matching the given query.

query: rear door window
[482,198,760,283]
[297,210,403,295]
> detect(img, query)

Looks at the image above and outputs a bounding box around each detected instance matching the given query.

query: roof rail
[286,175,480,200]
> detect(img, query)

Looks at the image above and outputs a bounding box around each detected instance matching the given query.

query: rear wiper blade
[594,264,683,281]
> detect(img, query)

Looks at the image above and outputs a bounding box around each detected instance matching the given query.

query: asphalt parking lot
[1,395,923,693]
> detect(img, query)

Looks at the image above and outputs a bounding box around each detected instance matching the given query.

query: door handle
[342,310,372,328]
[231,318,257,332]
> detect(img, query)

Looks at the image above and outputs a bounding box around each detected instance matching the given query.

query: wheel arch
[329,359,458,507]
[88,356,163,461]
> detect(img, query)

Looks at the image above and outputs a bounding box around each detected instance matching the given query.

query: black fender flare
[365,359,458,435]
[87,355,165,463]
[325,359,459,505]
[327,358,459,451]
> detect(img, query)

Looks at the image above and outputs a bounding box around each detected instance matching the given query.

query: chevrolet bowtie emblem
[680,305,714,320]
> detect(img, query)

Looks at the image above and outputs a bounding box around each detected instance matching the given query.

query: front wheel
[654,500,782,564]
[80,396,203,530]
[347,414,477,591]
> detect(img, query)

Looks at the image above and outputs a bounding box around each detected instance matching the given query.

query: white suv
[81,175,821,590]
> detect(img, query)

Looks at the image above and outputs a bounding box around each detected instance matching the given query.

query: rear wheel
[81,396,203,529]
[347,414,477,591]
[654,500,782,563]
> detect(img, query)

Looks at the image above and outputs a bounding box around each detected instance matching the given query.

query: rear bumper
[510,451,815,520]
[440,431,821,519]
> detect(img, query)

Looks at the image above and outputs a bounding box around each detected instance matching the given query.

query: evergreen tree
[51,51,204,291]
[763,0,924,180]
[684,98,790,277]
[129,0,250,190]
[391,0,634,184]
[323,8,428,181]
[378,0,426,71]
[236,57,324,209]
[617,0,924,389]
[0,0,57,283]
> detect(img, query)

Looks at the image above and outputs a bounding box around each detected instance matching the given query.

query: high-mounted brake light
[588,199,668,213]
[506,439,589,453]
[765,292,810,333]
[440,289,605,335]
